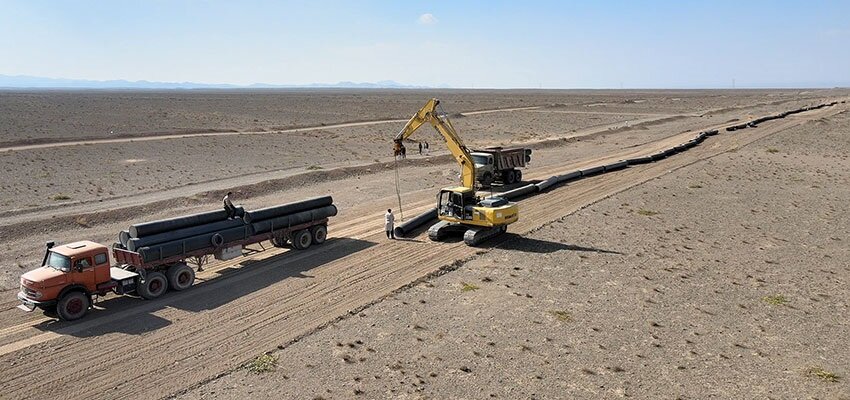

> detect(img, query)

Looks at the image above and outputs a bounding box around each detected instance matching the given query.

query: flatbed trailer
[18,216,331,321]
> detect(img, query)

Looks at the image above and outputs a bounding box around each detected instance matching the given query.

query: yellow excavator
[393,98,519,245]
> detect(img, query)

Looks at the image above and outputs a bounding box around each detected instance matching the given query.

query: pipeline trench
[0,100,844,399]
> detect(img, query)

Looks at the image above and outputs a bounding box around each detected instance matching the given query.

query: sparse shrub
[246,352,278,374]
[306,165,323,170]
[51,194,71,201]
[637,209,659,216]
[762,295,788,306]
[807,367,839,382]
[461,282,479,292]
[766,148,780,153]
[688,183,703,189]
[549,310,571,322]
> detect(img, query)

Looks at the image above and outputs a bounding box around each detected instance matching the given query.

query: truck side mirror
[46,241,55,249]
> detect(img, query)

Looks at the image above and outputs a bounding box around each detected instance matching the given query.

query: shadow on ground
[487,234,623,254]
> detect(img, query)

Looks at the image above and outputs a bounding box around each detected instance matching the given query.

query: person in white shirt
[223,191,237,219]
[385,209,395,239]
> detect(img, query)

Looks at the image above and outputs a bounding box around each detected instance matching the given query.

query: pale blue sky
[1,0,848,88]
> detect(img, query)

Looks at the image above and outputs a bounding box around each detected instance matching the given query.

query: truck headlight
[31,291,43,299]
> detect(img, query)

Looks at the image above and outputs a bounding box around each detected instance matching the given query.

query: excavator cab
[437,187,476,220]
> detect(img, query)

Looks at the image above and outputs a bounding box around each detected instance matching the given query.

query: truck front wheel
[138,271,168,299]
[57,291,90,321]
[167,264,195,291]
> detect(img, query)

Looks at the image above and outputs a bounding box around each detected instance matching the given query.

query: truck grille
[21,285,38,298]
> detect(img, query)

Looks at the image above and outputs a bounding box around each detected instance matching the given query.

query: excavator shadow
[484,234,624,255]
[32,237,376,337]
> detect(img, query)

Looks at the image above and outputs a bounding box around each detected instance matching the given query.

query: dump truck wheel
[57,291,89,321]
[514,169,522,183]
[167,263,195,291]
[504,170,516,185]
[311,225,328,244]
[292,229,312,250]
[480,172,493,188]
[138,271,168,299]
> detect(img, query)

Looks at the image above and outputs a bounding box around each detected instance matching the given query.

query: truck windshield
[472,154,491,165]
[45,252,71,272]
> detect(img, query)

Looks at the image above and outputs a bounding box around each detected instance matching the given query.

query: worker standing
[385,209,395,239]
[418,142,423,155]
[223,191,237,219]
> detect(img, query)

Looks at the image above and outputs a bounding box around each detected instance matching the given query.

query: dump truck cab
[18,240,111,319]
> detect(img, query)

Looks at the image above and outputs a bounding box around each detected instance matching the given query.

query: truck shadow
[484,234,623,254]
[32,237,375,338]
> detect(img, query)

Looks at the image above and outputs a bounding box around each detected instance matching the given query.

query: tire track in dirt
[0,104,843,399]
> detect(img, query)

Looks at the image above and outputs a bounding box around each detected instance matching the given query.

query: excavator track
[427,221,466,242]
[463,225,508,246]
[427,221,508,246]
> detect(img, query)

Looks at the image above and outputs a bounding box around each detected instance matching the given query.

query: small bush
[766,148,780,153]
[549,310,571,322]
[461,282,480,292]
[306,165,323,170]
[762,295,788,306]
[51,194,72,201]
[247,352,278,374]
[637,209,659,216]
[807,367,839,382]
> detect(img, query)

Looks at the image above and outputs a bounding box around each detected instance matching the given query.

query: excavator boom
[393,98,476,188]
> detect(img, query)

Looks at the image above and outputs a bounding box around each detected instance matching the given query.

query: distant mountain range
[0,74,434,89]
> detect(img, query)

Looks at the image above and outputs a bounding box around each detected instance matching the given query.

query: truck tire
[57,291,90,321]
[480,172,493,188]
[311,225,328,244]
[292,229,312,250]
[138,271,168,300]
[271,235,287,248]
[166,263,195,291]
[503,170,515,185]
[514,169,522,183]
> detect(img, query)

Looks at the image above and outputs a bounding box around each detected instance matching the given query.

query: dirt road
[0,101,842,399]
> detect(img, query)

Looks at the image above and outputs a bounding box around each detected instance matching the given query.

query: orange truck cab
[18,240,139,320]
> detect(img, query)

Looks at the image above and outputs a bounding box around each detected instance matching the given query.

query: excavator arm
[393,98,476,188]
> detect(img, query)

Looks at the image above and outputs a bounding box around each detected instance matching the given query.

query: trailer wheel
[167,263,195,291]
[292,229,312,250]
[138,271,168,299]
[311,224,328,244]
[57,291,89,321]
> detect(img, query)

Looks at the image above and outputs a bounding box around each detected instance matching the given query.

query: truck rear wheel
[514,169,522,183]
[311,225,328,244]
[138,271,168,299]
[292,229,312,250]
[167,263,195,291]
[57,291,89,321]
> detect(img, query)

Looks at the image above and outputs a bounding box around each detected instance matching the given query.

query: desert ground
[0,89,848,399]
